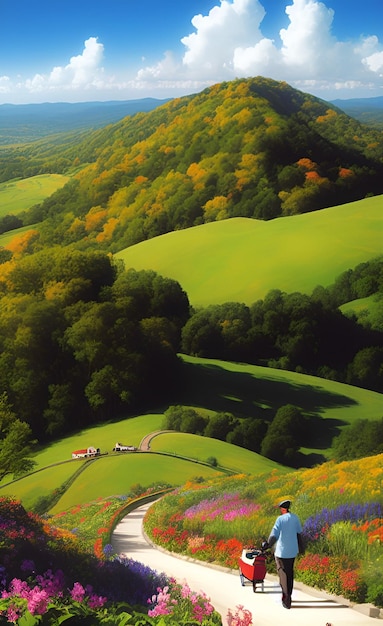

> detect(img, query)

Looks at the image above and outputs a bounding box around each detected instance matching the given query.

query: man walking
[267,499,303,609]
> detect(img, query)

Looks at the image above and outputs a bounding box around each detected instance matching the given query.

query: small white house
[113,442,137,452]
[71,446,100,459]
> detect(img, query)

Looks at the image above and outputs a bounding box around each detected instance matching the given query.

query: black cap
[278,500,291,509]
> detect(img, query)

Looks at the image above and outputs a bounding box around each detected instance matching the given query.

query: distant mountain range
[330,95,383,126]
[0,98,170,144]
[1,92,383,145]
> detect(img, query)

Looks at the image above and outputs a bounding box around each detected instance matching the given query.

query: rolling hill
[0,174,70,215]
[19,76,383,252]
[0,410,290,511]
[331,95,383,127]
[0,76,382,468]
[116,196,383,306]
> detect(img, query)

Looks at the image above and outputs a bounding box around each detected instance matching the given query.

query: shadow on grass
[176,360,355,448]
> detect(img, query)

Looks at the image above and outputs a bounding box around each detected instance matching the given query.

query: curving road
[111,503,379,625]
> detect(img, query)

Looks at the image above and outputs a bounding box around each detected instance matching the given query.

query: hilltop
[4,76,382,252]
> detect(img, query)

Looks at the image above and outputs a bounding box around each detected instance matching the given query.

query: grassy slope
[149,432,290,475]
[0,174,69,215]
[0,463,78,510]
[0,411,287,511]
[2,356,381,511]
[179,355,383,454]
[340,294,383,329]
[0,224,38,246]
[116,196,383,306]
[48,455,225,514]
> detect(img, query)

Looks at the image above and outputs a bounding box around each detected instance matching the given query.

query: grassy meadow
[116,196,383,306]
[48,454,226,514]
[0,224,38,246]
[0,409,287,512]
[179,355,383,433]
[340,294,383,329]
[149,431,290,475]
[1,356,381,513]
[0,454,225,513]
[0,173,69,214]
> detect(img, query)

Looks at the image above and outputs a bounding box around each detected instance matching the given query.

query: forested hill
[24,76,383,252]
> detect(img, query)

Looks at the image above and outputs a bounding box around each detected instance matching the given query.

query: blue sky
[1,0,382,104]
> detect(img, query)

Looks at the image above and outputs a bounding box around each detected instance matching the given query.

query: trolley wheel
[253,580,265,593]
[239,570,245,586]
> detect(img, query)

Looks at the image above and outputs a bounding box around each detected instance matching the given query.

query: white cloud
[3,1,383,103]
[20,37,106,95]
[280,0,335,70]
[0,76,11,93]
[363,49,383,74]
[181,0,266,78]
[135,0,383,99]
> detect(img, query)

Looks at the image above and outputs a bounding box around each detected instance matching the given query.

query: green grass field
[178,355,383,456]
[340,294,383,330]
[116,196,383,306]
[0,462,79,511]
[48,454,227,514]
[149,432,290,475]
[0,174,69,215]
[28,413,165,471]
[0,406,288,511]
[1,356,381,512]
[0,224,37,247]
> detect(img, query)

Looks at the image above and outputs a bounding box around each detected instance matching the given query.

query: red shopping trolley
[238,544,268,592]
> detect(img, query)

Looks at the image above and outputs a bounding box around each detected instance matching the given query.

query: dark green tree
[332,418,383,461]
[204,412,238,441]
[260,404,306,466]
[0,393,36,481]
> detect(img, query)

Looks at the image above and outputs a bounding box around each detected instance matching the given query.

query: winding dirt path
[138,430,171,451]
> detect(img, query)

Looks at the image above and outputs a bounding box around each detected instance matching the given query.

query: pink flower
[88,593,107,609]
[6,604,20,624]
[9,579,30,597]
[27,588,49,615]
[227,604,253,626]
[70,582,85,602]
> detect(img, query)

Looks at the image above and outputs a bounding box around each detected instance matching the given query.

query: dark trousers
[275,556,295,605]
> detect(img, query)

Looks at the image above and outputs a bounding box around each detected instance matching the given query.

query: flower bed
[143,455,383,606]
[0,496,223,625]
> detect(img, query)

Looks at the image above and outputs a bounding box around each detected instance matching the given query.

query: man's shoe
[282,594,291,609]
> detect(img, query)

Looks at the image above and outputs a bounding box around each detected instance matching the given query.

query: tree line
[181,258,383,392]
[0,248,189,441]
[0,250,381,447]
[163,404,383,467]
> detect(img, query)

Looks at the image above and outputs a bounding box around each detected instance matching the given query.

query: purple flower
[302,502,383,541]
[21,560,35,573]
[70,582,85,602]
[103,543,115,558]
[88,593,107,609]
[27,588,49,615]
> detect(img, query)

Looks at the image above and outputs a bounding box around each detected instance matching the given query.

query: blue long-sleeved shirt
[268,512,302,558]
